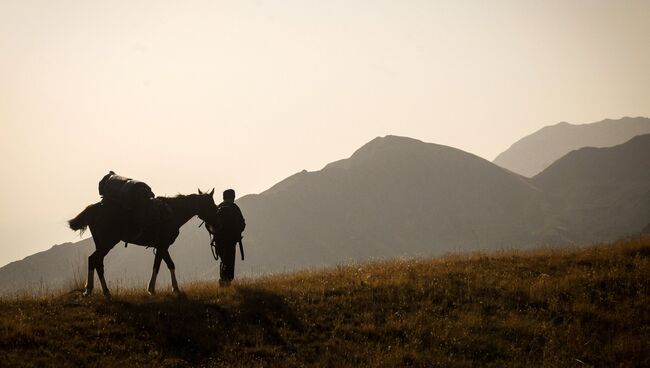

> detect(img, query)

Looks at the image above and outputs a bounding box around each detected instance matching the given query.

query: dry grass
[1,237,649,367]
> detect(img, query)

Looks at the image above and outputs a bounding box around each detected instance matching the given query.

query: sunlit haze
[1,0,649,266]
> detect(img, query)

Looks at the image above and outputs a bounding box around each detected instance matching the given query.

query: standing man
[214,189,246,286]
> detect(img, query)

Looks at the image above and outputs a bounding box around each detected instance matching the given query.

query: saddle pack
[98,171,168,245]
[98,171,154,209]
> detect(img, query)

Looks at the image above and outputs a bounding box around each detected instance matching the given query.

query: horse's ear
[198,188,203,194]
[209,188,214,197]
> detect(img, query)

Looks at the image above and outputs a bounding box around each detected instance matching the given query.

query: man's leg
[218,242,236,286]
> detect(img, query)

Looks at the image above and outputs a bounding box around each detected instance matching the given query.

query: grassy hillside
[1,237,648,367]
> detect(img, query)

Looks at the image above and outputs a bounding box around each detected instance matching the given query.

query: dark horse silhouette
[68,189,217,298]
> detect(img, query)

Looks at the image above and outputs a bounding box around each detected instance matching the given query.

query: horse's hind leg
[84,230,118,298]
[95,248,113,298]
[84,230,99,295]
[160,249,180,294]
[85,248,106,295]
[147,250,164,295]
[84,249,95,295]
[85,247,113,298]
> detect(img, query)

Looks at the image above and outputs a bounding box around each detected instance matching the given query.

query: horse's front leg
[147,250,163,295]
[160,249,180,294]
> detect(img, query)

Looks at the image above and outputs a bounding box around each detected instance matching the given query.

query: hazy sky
[1,0,649,267]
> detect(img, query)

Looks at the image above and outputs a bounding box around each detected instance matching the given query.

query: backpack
[213,202,245,242]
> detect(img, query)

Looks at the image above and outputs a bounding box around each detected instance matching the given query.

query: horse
[68,188,217,298]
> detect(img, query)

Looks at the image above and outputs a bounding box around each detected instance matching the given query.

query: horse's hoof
[147,289,156,296]
[103,293,112,301]
[172,288,180,294]
[83,289,92,296]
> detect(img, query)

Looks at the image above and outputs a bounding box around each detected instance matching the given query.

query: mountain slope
[236,136,552,276]
[532,134,650,242]
[493,116,650,177]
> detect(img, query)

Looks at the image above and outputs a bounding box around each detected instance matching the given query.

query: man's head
[223,189,236,202]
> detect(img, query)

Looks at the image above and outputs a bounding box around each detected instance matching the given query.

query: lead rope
[199,221,219,261]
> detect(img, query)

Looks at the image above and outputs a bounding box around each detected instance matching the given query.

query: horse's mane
[159,193,192,200]
[158,193,206,207]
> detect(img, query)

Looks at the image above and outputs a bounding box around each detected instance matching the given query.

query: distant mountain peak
[321,135,422,169]
[321,135,473,173]
[493,116,650,177]
[354,135,425,150]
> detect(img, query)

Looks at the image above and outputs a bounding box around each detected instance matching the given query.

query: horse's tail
[68,203,101,236]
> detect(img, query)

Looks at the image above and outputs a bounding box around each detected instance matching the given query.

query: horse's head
[196,188,218,229]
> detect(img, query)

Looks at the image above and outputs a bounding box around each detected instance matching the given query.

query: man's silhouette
[214,189,246,286]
